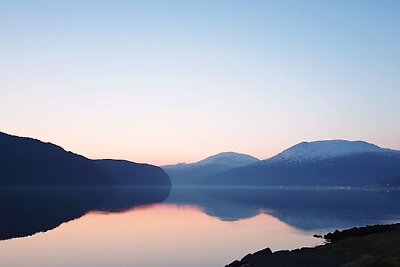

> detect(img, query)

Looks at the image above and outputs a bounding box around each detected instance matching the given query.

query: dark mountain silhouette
[162,152,260,185]
[0,187,171,240]
[194,140,400,186]
[96,159,171,186]
[0,132,170,186]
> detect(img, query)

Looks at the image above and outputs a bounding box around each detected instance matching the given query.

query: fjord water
[1,187,400,267]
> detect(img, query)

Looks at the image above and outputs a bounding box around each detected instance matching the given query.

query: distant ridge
[162,152,260,185]
[0,131,171,187]
[173,140,400,187]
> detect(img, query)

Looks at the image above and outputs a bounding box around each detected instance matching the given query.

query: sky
[1,0,399,165]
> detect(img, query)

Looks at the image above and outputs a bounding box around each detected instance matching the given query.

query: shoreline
[225,223,400,267]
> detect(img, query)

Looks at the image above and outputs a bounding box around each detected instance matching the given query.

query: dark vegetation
[226,223,400,267]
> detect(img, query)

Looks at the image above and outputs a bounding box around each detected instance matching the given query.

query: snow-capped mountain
[196,140,400,187]
[270,140,393,163]
[194,152,260,167]
[162,152,260,184]
[163,152,259,170]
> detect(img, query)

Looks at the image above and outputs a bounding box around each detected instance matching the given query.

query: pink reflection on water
[0,204,321,267]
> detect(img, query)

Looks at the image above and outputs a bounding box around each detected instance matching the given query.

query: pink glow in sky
[1,1,399,165]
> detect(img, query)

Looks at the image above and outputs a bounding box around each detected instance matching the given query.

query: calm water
[1,186,400,267]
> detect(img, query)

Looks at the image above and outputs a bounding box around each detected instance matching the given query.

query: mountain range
[162,152,260,184]
[0,132,171,187]
[2,131,400,187]
[162,140,400,187]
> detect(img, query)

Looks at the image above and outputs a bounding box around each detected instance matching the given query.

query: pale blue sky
[1,0,399,164]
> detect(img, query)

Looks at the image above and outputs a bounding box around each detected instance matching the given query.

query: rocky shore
[226,223,400,267]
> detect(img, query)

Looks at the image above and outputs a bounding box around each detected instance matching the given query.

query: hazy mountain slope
[0,132,171,187]
[162,152,260,185]
[206,140,400,187]
[192,152,260,167]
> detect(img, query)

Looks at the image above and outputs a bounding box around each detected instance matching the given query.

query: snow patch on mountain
[163,152,260,170]
[196,152,260,167]
[270,140,392,163]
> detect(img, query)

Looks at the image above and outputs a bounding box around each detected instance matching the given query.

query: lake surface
[1,186,400,267]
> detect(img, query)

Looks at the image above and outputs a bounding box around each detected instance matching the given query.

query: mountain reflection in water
[0,186,171,240]
[1,186,400,267]
[1,186,400,241]
[167,186,400,230]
